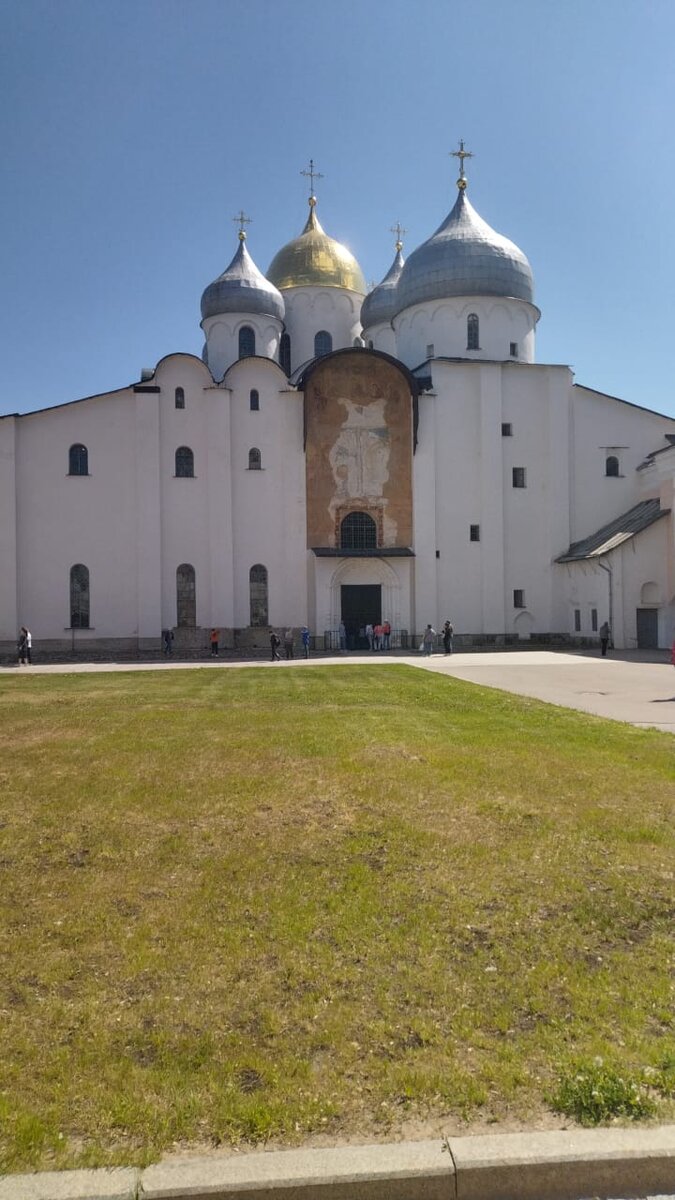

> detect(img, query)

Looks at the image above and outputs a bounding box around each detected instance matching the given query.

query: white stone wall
[393,296,538,368]
[201,313,282,380]
[280,287,364,372]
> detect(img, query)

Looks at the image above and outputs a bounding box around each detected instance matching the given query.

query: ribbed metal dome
[361,246,405,329]
[394,188,534,317]
[267,199,366,293]
[201,236,285,322]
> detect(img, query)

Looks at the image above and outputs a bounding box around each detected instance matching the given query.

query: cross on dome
[300,158,324,205]
[232,210,252,241]
[451,140,473,190]
[390,221,407,251]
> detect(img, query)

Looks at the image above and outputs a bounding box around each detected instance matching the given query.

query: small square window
[512,467,526,488]
[591,608,598,632]
[510,342,518,358]
[426,344,434,359]
[513,589,525,609]
[574,608,581,632]
[501,422,513,437]
[470,524,480,542]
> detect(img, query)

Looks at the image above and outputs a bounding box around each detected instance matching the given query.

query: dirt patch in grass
[0,665,673,1171]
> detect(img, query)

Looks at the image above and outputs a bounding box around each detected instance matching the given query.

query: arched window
[605,455,619,477]
[340,510,377,550]
[68,444,88,476]
[176,563,196,627]
[467,313,479,350]
[175,387,185,409]
[239,326,256,358]
[175,446,194,477]
[249,563,268,627]
[250,389,259,411]
[70,564,90,628]
[248,447,262,470]
[314,330,332,357]
[279,333,291,376]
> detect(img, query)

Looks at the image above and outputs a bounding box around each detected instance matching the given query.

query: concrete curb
[1,1126,674,1200]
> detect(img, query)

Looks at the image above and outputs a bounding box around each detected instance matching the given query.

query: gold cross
[301,158,324,197]
[451,140,473,189]
[390,221,407,251]
[232,210,252,240]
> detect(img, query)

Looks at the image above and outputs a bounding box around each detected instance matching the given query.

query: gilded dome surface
[267,200,366,293]
[394,187,534,317]
[361,246,405,329]
[201,236,285,322]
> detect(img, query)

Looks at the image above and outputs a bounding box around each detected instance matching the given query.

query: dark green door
[636,608,658,648]
[341,585,381,649]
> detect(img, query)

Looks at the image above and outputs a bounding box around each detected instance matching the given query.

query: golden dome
[266,199,366,293]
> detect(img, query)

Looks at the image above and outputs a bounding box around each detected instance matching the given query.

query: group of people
[270,627,311,661]
[17,626,32,664]
[364,621,391,651]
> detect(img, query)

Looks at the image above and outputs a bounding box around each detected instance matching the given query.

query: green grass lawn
[0,664,673,1172]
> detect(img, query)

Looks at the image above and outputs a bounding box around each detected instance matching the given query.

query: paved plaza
[3,648,674,734]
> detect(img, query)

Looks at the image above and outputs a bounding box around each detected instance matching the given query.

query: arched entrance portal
[328,557,405,648]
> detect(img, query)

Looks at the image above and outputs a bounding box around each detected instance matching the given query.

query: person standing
[339,621,347,652]
[162,629,174,656]
[382,620,391,651]
[365,622,374,651]
[599,621,611,657]
[301,626,310,658]
[210,628,219,656]
[373,622,383,651]
[422,624,436,656]
[284,628,294,659]
[442,620,454,655]
[17,627,28,665]
[270,630,281,661]
[24,627,32,664]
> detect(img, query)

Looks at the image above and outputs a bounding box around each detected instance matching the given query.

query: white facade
[2,180,674,656]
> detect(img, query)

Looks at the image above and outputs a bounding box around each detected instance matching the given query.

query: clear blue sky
[2,0,674,417]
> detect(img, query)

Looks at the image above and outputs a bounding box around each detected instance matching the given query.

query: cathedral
[1,150,674,656]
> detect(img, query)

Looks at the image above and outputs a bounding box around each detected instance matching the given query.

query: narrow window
[509,342,518,358]
[605,455,619,477]
[512,467,526,488]
[574,608,581,632]
[68,444,88,476]
[175,387,185,409]
[591,608,598,632]
[249,563,268,627]
[175,446,194,477]
[513,589,525,609]
[70,564,90,628]
[176,563,196,627]
[426,343,435,359]
[501,423,513,437]
[367,340,374,350]
[340,511,377,550]
[248,447,262,470]
[250,389,259,411]
[239,326,255,358]
[314,330,332,357]
[279,333,291,375]
[470,524,480,542]
[467,313,479,350]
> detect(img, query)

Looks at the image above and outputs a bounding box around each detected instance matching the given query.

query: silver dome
[394,189,534,316]
[201,237,285,322]
[361,247,405,329]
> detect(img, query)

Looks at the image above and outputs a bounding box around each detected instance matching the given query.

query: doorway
[341,584,381,650]
[636,608,658,649]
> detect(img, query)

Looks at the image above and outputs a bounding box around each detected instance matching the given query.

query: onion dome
[361,242,405,329]
[394,182,534,317]
[201,232,285,322]
[267,197,366,293]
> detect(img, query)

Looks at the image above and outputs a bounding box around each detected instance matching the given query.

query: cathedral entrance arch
[341,584,381,649]
[327,555,405,642]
